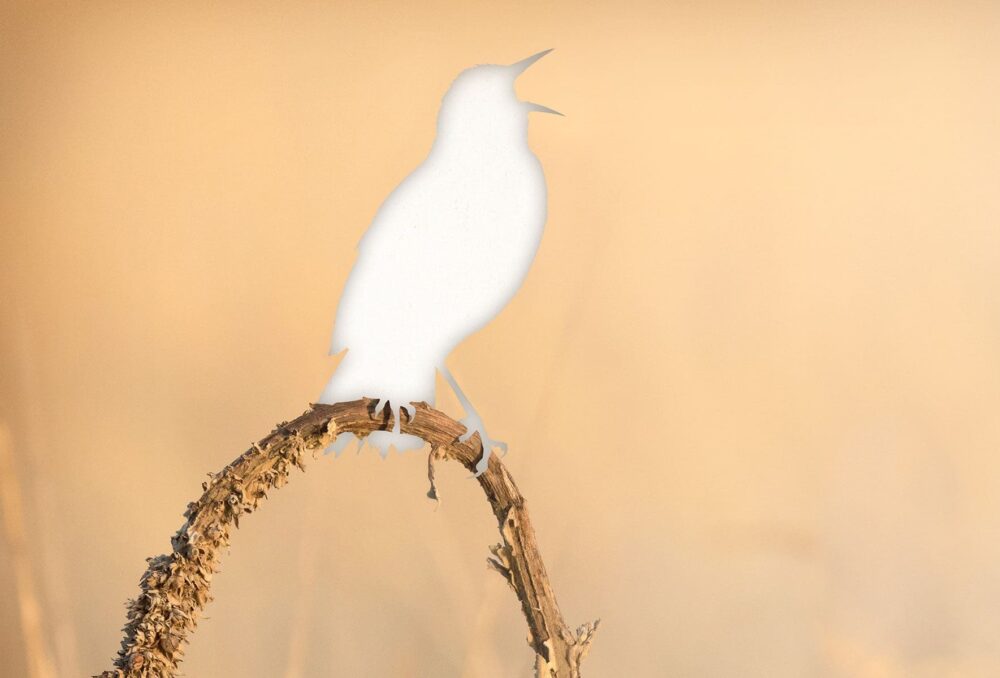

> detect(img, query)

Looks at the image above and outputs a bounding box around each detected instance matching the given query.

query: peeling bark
[99,399,597,677]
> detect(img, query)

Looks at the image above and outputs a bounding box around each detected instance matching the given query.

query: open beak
[510,49,562,116]
[510,48,554,75]
[524,102,564,116]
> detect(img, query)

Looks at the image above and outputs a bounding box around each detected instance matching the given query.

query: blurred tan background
[2,1,1000,676]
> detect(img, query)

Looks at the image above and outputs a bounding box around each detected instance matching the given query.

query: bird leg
[439,367,508,475]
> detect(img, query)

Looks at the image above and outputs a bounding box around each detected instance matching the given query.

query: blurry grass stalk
[458,580,507,677]
[281,500,317,678]
[35,480,82,677]
[0,424,58,678]
[13,303,82,676]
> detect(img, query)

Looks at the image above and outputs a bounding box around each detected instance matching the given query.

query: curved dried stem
[99,399,597,677]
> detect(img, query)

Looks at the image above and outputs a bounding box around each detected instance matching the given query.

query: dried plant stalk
[99,399,597,677]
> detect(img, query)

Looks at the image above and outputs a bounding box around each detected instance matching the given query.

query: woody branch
[99,399,597,678]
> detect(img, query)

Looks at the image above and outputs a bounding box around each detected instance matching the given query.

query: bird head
[435,49,560,151]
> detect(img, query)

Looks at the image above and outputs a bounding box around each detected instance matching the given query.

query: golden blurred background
[2,1,1000,676]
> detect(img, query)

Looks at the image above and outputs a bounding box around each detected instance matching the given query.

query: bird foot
[372,398,416,429]
[368,399,423,457]
[458,413,507,476]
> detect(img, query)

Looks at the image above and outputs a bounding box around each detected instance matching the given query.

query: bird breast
[332,145,546,361]
[425,151,546,322]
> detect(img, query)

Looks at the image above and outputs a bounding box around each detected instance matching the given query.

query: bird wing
[330,164,444,356]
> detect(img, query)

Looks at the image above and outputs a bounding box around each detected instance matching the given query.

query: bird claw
[367,399,423,457]
[458,415,507,475]
[371,399,416,431]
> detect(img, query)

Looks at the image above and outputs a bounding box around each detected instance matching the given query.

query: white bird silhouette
[320,50,559,473]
